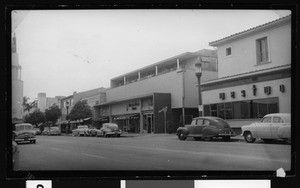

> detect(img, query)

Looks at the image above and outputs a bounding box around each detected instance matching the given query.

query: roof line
[209,15,291,46]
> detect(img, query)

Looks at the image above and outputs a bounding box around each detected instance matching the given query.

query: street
[17,134,291,171]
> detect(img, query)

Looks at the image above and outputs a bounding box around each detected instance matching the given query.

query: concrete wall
[217,20,291,78]
[107,71,183,108]
[12,80,23,119]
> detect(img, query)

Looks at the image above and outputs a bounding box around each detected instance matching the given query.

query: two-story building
[204,15,291,130]
[94,49,218,133]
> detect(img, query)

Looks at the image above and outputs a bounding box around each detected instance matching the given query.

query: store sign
[264,86,271,95]
[241,90,246,97]
[219,93,225,100]
[280,84,285,93]
[142,106,153,111]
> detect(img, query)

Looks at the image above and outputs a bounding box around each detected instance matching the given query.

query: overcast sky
[12,9,291,101]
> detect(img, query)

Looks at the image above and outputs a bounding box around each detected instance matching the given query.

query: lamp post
[195,62,203,117]
[66,101,70,134]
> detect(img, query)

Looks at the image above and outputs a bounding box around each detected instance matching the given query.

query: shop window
[217,104,225,119]
[225,103,233,119]
[204,105,210,116]
[210,104,217,117]
[240,101,250,119]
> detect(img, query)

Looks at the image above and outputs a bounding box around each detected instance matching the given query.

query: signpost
[158,106,168,133]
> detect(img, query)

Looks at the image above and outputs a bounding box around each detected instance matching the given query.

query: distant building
[12,33,23,120]
[37,93,64,112]
[205,15,291,129]
[58,87,107,132]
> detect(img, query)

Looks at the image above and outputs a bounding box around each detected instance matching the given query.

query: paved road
[17,134,291,171]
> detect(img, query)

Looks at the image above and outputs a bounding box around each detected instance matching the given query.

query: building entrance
[143,113,154,133]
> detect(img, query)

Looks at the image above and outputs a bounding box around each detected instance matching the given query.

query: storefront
[94,93,171,133]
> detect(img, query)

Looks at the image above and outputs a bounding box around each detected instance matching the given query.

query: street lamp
[195,62,203,117]
[66,101,70,117]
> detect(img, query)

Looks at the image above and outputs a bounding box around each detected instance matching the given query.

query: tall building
[37,93,62,112]
[11,33,23,120]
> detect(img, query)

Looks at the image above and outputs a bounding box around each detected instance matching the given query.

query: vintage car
[177,116,235,141]
[241,113,291,143]
[97,123,122,137]
[72,125,90,136]
[87,127,99,136]
[42,126,61,136]
[13,123,36,144]
[33,127,41,135]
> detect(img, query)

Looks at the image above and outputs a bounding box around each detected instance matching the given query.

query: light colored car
[72,125,90,136]
[33,128,41,135]
[97,123,122,137]
[13,123,36,144]
[87,127,99,136]
[177,116,235,141]
[241,113,291,143]
[43,126,61,136]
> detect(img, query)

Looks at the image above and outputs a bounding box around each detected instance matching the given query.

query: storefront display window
[204,97,279,119]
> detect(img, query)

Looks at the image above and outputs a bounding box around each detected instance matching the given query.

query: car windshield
[78,125,88,129]
[51,127,59,130]
[15,124,33,131]
[105,124,118,129]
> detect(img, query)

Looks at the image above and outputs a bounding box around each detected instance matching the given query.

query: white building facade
[203,15,291,128]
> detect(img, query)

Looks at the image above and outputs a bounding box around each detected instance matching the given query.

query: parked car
[97,123,122,137]
[33,127,41,135]
[12,141,19,171]
[72,125,90,136]
[13,123,36,144]
[87,127,99,136]
[43,126,61,136]
[241,113,291,143]
[177,116,235,141]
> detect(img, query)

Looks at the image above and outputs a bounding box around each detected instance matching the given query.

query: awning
[98,116,109,121]
[55,120,69,125]
[113,114,140,120]
[83,117,91,121]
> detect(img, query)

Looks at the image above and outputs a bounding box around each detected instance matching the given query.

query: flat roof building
[94,49,218,133]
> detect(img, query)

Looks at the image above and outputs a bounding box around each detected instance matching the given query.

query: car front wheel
[244,132,256,143]
[177,132,187,141]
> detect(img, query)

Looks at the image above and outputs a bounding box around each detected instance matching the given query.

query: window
[256,37,269,64]
[273,117,283,123]
[225,47,231,56]
[204,97,279,119]
[262,116,271,123]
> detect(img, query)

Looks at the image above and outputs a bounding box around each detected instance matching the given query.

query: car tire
[177,132,187,141]
[244,132,256,143]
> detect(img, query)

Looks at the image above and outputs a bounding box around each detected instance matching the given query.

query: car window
[273,117,283,123]
[191,120,197,126]
[262,117,272,123]
[196,119,203,125]
[203,119,210,125]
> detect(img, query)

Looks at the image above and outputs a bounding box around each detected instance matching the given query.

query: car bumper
[15,137,36,142]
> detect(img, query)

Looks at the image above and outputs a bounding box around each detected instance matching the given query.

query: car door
[256,116,272,138]
[194,118,205,135]
[270,116,283,138]
[188,119,197,134]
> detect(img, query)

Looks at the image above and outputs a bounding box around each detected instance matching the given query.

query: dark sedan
[97,123,122,137]
[177,116,235,141]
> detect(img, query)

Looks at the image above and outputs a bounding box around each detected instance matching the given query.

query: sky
[12,9,291,102]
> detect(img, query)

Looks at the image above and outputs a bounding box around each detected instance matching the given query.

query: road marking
[82,153,106,159]
[50,147,65,151]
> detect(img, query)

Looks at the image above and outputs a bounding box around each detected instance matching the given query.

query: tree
[24,109,46,126]
[22,96,33,113]
[68,100,92,121]
[45,104,62,126]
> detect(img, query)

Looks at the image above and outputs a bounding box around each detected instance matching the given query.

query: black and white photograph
[11,9,292,173]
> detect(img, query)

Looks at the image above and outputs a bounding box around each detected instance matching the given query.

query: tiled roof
[209,14,291,46]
